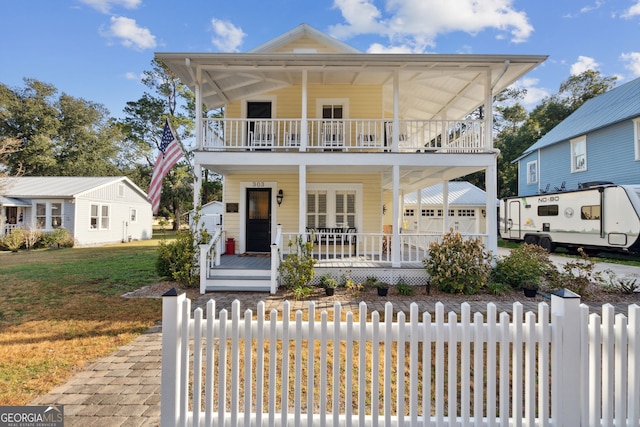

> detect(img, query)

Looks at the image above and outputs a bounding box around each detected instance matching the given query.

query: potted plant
[319,274,338,296]
[376,281,390,297]
[522,280,539,298]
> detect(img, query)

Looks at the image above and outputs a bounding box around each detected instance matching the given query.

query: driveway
[496,247,640,280]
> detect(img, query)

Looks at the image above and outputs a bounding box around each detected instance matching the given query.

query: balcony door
[247,101,272,148]
[245,188,272,252]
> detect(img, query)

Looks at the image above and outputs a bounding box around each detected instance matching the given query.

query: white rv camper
[500,184,640,254]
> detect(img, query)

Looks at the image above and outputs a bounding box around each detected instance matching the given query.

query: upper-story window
[634,118,640,161]
[526,160,538,184]
[322,104,343,120]
[571,136,587,172]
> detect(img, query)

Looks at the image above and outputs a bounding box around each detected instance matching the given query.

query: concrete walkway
[30,291,637,426]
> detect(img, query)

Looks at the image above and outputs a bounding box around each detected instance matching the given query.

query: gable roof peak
[249,23,361,54]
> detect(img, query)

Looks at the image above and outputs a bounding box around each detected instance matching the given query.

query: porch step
[206,268,271,292]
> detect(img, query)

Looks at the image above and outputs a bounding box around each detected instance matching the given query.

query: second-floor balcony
[199,118,486,153]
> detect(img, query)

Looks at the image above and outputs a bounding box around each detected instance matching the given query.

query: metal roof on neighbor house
[404,181,497,206]
[523,76,640,155]
[1,177,147,199]
[0,196,31,206]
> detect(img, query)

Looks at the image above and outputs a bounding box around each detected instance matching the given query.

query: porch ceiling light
[277,189,284,206]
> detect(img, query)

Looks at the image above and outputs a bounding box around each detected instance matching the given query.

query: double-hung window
[526,160,538,184]
[571,136,587,172]
[90,204,110,230]
[634,118,640,161]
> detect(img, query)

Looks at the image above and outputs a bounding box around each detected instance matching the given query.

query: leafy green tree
[0,79,59,175]
[0,78,128,177]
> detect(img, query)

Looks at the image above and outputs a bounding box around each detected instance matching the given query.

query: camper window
[538,205,559,216]
[581,205,601,220]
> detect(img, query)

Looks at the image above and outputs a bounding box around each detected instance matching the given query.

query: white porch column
[485,70,494,149]
[193,164,202,210]
[193,75,203,209]
[392,71,400,152]
[485,163,498,253]
[442,181,450,233]
[416,189,422,231]
[484,69,498,253]
[299,164,306,234]
[300,70,308,152]
[392,164,401,267]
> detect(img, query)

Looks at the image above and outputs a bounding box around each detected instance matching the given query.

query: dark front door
[246,188,271,252]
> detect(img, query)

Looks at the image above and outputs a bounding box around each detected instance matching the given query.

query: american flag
[148,119,184,214]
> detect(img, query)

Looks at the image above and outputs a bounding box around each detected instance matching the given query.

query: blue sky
[2,0,640,118]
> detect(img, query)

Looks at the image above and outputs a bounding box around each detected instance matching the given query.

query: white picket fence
[160,290,640,427]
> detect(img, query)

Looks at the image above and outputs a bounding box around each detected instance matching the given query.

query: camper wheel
[524,235,538,246]
[538,236,555,253]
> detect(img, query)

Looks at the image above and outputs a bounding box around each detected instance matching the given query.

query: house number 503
[253,182,265,187]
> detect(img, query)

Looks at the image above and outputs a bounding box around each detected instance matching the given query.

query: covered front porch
[199,227,488,294]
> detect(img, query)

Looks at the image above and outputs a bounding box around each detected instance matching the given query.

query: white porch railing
[199,226,225,294]
[269,225,283,294]
[279,231,488,263]
[200,118,486,153]
[161,291,640,427]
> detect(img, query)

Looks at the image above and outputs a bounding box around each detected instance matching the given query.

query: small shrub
[156,229,199,287]
[487,282,508,296]
[40,229,75,248]
[363,276,380,290]
[319,274,338,289]
[279,235,316,291]
[23,228,41,250]
[346,281,364,296]
[423,230,492,294]
[2,228,25,252]
[291,284,313,300]
[605,276,640,294]
[396,280,414,296]
[492,244,556,290]
[551,248,606,298]
[340,270,354,288]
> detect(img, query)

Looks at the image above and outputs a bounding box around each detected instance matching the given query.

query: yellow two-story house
[157,24,546,294]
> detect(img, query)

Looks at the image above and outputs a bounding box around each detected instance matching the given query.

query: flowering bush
[423,230,492,294]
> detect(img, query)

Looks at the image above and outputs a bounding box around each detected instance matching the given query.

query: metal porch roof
[157,24,546,121]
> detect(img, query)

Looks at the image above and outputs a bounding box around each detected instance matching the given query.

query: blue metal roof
[523,76,640,155]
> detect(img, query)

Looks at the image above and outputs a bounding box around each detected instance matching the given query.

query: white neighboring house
[402,181,494,235]
[0,176,153,246]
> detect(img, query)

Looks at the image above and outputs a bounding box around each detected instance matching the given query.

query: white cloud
[570,56,599,75]
[366,43,415,53]
[78,0,141,14]
[621,52,640,76]
[105,16,156,50]
[329,0,533,51]
[622,1,640,18]
[510,77,549,108]
[124,71,144,81]
[210,18,246,52]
